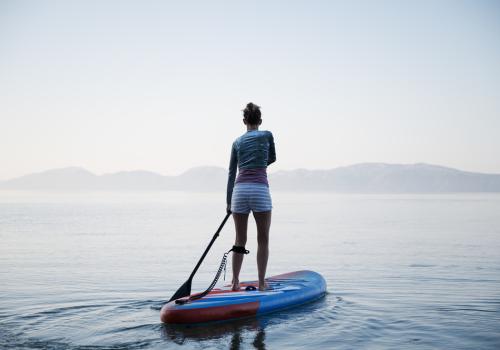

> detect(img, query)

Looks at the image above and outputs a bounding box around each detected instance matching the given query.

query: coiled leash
[175,246,249,305]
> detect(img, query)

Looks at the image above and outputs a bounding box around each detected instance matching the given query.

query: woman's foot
[232,279,240,291]
[258,281,269,291]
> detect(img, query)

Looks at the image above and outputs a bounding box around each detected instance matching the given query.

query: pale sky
[1,0,499,180]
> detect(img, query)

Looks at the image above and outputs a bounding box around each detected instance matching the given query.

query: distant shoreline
[1,163,500,193]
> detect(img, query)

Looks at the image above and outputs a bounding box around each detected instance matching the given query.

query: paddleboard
[160,270,327,324]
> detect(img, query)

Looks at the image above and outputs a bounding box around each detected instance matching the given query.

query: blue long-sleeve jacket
[226,130,276,206]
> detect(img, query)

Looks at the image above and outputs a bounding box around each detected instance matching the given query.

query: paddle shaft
[168,212,232,302]
[188,212,232,281]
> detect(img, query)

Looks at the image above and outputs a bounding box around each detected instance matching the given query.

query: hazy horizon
[4,161,500,181]
[1,1,499,181]
[2,162,500,194]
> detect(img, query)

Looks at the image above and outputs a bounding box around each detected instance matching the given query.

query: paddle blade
[168,279,192,303]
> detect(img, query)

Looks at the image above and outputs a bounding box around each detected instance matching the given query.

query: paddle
[168,212,232,303]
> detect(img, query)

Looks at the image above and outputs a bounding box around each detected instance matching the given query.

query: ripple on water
[2,192,500,349]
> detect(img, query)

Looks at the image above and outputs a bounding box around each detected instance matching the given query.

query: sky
[1,0,499,180]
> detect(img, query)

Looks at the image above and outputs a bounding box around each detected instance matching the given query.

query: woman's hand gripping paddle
[167,212,232,303]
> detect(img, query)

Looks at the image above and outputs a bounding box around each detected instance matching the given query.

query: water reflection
[229,327,266,350]
[252,328,266,350]
[161,316,268,349]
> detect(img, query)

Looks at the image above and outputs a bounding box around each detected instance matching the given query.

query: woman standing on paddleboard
[226,102,276,291]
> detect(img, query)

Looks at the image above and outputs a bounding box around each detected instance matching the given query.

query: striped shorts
[231,183,273,214]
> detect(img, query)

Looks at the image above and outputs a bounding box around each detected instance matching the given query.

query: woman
[226,102,276,291]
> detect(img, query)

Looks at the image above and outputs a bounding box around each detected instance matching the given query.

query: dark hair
[243,102,261,125]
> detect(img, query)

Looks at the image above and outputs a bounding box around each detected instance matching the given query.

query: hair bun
[243,102,262,125]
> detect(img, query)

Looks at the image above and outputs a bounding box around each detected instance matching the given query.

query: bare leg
[232,212,249,291]
[253,210,271,291]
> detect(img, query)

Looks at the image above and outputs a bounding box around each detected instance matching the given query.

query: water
[1,191,499,349]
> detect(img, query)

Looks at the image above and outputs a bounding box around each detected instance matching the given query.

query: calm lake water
[1,191,499,349]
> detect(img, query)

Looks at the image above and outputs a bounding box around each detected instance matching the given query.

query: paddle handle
[188,212,232,281]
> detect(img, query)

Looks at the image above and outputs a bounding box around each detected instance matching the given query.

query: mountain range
[1,163,500,193]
